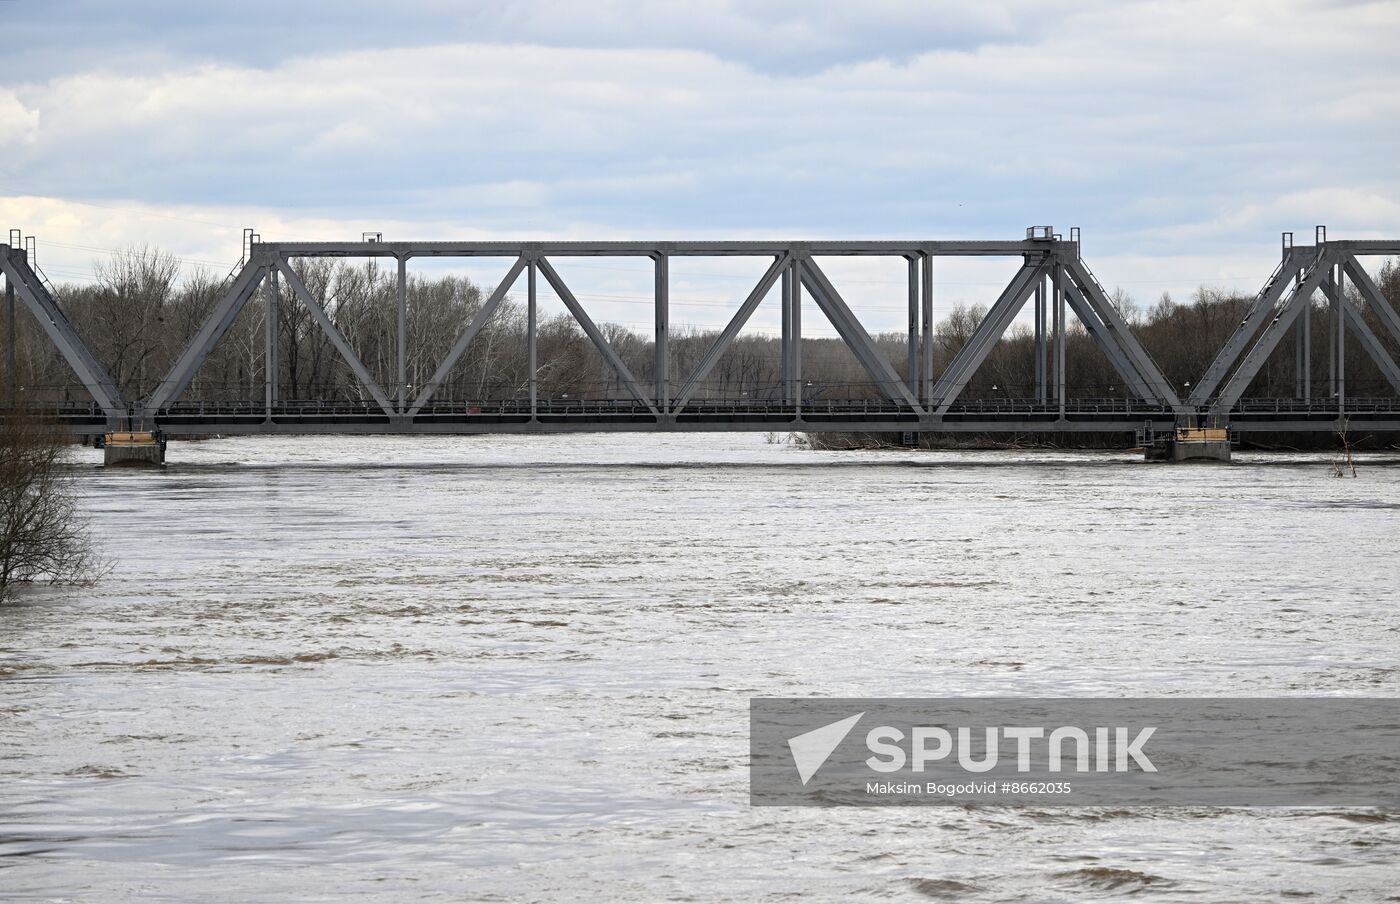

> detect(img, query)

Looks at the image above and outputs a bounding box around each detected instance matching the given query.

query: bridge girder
[4,229,1400,437]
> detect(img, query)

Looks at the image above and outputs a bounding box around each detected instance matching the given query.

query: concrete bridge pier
[102,431,166,467]
[1143,427,1232,463]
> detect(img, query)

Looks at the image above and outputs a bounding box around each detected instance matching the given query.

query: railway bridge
[2,226,1398,463]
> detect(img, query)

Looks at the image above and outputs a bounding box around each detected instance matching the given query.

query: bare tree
[0,403,101,601]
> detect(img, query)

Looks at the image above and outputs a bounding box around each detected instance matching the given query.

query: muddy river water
[3,434,1398,901]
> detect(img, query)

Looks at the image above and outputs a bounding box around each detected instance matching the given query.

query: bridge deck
[20,398,1400,435]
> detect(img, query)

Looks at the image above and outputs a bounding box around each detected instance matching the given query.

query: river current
[3,434,1398,901]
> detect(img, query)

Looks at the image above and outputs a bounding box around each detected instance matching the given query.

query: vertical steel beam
[528,257,538,417]
[1053,262,1066,417]
[906,255,918,397]
[264,267,278,420]
[921,254,933,403]
[1034,276,1046,403]
[1335,262,1345,413]
[397,255,408,413]
[781,264,793,403]
[1327,268,1338,396]
[792,257,803,410]
[654,253,668,413]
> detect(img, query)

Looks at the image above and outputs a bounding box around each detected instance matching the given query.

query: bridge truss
[3,227,1399,439]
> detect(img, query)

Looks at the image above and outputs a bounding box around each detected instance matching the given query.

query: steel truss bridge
[3,226,1400,440]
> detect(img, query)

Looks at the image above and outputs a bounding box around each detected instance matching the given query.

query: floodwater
[2,433,1399,902]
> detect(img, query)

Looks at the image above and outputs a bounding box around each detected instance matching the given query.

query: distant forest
[6,248,1400,423]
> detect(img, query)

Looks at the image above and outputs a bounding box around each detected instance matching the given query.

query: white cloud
[0,0,1396,316]
[0,90,40,148]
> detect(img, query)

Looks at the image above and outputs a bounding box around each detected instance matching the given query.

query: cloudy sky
[1,0,1397,334]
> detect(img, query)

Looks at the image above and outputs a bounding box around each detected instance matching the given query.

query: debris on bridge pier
[1143,427,1231,463]
[102,431,165,467]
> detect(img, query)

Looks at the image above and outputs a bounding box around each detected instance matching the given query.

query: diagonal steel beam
[536,256,657,415]
[671,253,789,413]
[1063,258,1184,411]
[146,258,266,413]
[800,257,923,413]
[929,258,1046,414]
[1342,255,1400,344]
[1342,301,1400,395]
[1,249,126,416]
[1211,254,1331,415]
[408,256,526,417]
[276,257,396,417]
[1188,249,1301,407]
[1060,279,1156,401]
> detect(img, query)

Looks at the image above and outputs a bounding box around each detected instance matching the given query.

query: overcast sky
[1,0,1397,334]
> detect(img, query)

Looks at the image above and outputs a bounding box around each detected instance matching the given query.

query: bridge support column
[103,431,165,467]
[1144,427,1231,463]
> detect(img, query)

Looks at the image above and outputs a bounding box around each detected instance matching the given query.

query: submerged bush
[0,404,100,600]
